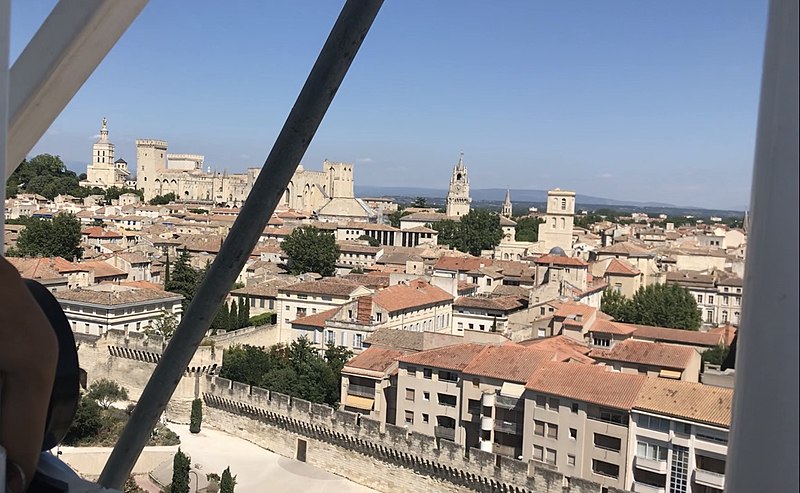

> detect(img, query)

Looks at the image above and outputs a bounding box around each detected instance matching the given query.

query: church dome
[548,246,567,257]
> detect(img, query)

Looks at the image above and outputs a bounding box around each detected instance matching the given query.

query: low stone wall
[58,446,177,478]
[211,324,281,349]
[201,376,628,493]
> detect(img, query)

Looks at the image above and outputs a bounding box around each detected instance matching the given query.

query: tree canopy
[170,449,191,493]
[86,378,129,409]
[388,209,411,228]
[219,339,352,406]
[149,192,177,205]
[601,284,702,330]
[431,209,503,256]
[8,213,83,259]
[220,467,236,493]
[281,226,340,277]
[514,216,543,242]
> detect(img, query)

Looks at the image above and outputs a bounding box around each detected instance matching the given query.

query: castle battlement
[136,139,168,148]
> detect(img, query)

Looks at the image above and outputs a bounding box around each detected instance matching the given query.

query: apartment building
[629,379,732,493]
[339,346,407,425]
[666,271,743,327]
[452,295,528,333]
[291,279,455,353]
[277,278,373,341]
[588,339,703,382]
[230,277,296,316]
[523,363,647,490]
[56,284,183,336]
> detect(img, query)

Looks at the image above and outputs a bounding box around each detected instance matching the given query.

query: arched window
[561,217,566,229]
[561,198,567,210]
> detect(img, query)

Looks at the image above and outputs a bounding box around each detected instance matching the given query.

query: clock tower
[446,153,472,217]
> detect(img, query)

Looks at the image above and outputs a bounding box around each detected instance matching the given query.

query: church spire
[502,188,513,217]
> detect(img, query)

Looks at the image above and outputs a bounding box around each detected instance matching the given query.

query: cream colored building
[445,154,471,217]
[56,284,183,337]
[538,189,576,254]
[81,118,130,190]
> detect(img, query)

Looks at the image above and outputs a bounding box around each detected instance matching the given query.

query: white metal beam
[726,0,799,491]
[5,0,147,179]
[1,0,10,245]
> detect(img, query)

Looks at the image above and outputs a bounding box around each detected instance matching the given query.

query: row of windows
[697,294,741,306]
[247,297,276,310]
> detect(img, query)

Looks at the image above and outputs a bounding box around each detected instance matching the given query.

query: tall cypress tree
[229,302,239,331]
[170,448,190,493]
[238,297,248,328]
[220,467,236,493]
[164,252,171,285]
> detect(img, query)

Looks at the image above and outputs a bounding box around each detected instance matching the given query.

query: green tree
[388,209,411,228]
[87,378,129,410]
[358,234,380,247]
[431,219,459,247]
[6,154,85,199]
[515,216,543,242]
[220,467,236,493]
[170,449,191,493]
[211,303,230,332]
[229,301,239,330]
[145,310,179,340]
[189,398,203,434]
[702,343,730,366]
[11,213,82,259]
[166,249,199,307]
[247,312,275,327]
[457,209,503,256]
[281,226,340,277]
[611,284,702,330]
[164,253,171,285]
[63,397,103,445]
[601,289,632,322]
[149,192,177,205]
[238,297,249,328]
[411,197,428,208]
[123,477,146,493]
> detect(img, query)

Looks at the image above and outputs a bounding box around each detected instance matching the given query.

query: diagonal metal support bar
[98,0,384,488]
[1,0,10,245]
[6,0,147,178]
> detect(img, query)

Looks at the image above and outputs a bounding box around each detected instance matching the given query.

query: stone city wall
[201,376,628,493]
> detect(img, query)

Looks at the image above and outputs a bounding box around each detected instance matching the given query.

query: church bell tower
[446,153,472,217]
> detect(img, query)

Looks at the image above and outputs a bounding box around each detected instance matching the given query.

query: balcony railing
[494,420,522,435]
[635,455,668,474]
[347,383,376,398]
[495,394,522,410]
[633,482,666,493]
[434,426,456,441]
[695,468,725,489]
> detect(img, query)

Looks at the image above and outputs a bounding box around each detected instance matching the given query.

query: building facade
[81,118,130,189]
[538,189,576,254]
[445,154,472,217]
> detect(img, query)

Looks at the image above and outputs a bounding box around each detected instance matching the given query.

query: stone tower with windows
[446,153,471,217]
[502,188,513,217]
[538,188,575,254]
[82,117,129,189]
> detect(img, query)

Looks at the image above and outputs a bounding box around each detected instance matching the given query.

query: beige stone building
[81,118,130,190]
[538,189,576,254]
[667,271,743,327]
[445,154,472,217]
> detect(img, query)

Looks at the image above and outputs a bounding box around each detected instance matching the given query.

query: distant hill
[355,186,676,208]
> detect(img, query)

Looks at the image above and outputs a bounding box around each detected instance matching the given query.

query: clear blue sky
[11,1,767,210]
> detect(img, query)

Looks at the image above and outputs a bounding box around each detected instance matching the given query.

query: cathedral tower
[446,153,471,217]
[502,188,513,217]
[538,188,576,254]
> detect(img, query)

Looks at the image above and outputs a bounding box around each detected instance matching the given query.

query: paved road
[165,423,379,493]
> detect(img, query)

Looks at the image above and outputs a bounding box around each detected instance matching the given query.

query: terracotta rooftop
[75,261,128,279]
[343,346,408,373]
[708,323,737,346]
[634,378,733,427]
[589,339,696,370]
[534,254,588,267]
[526,362,647,410]
[632,325,722,347]
[454,295,526,312]
[598,242,653,257]
[373,279,453,312]
[82,227,124,238]
[280,278,364,297]
[231,278,295,298]
[589,319,639,336]
[364,328,426,351]
[462,344,558,383]
[56,285,183,306]
[342,273,391,289]
[7,256,84,280]
[434,256,492,272]
[397,343,489,372]
[604,258,641,276]
[290,307,339,328]
[518,335,594,364]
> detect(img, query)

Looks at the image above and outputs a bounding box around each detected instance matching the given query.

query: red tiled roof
[453,295,526,312]
[518,335,594,364]
[462,344,557,383]
[373,279,452,312]
[534,255,588,267]
[589,319,639,336]
[434,256,492,272]
[290,307,339,328]
[526,362,647,410]
[708,324,737,346]
[280,279,363,297]
[631,325,722,347]
[397,343,488,372]
[604,258,641,276]
[634,378,733,427]
[343,347,408,373]
[589,340,696,370]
